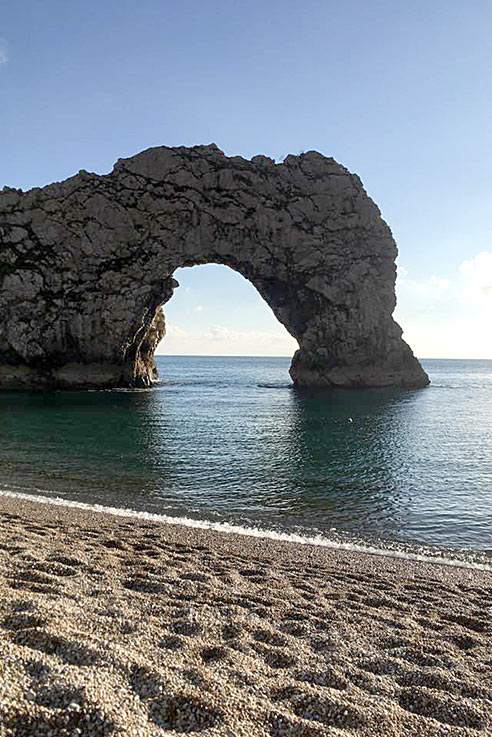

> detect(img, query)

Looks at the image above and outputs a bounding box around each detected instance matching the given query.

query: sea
[1,357,491,569]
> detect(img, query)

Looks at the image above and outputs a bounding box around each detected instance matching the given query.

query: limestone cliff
[0,145,428,389]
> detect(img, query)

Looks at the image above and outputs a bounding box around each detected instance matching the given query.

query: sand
[0,493,490,737]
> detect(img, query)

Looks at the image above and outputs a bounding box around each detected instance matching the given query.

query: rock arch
[0,144,428,389]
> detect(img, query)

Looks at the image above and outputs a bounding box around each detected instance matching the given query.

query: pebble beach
[0,493,490,737]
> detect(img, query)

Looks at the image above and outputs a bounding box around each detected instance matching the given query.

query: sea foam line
[1,489,490,572]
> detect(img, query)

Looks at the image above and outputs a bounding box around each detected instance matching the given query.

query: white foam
[1,489,490,572]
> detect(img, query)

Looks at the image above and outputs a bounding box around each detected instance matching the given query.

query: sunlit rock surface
[0,145,428,389]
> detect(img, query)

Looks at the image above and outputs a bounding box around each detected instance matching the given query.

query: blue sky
[2,0,491,357]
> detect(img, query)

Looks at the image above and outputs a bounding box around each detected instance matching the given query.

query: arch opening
[154,263,299,360]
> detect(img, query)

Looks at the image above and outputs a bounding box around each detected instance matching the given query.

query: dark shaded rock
[0,144,428,389]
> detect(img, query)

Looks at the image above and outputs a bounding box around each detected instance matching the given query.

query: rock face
[0,144,429,390]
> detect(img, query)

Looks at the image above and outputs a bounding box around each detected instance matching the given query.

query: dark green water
[1,357,491,566]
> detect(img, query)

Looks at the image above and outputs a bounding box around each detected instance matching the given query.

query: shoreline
[1,489,490,573]
[0,493,490,735]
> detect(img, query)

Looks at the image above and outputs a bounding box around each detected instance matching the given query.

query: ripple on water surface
[0,357,491,565]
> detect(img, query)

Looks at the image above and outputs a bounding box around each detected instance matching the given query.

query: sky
[1,0,491,358]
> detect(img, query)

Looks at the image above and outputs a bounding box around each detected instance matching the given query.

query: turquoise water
[0,357,491,564]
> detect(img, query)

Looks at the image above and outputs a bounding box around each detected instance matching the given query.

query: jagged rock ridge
[0,144,429,389]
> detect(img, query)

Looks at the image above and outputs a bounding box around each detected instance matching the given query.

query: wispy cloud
[157,322,298,356]
[459,251,492,304]
[395,252,492,358]
[397,270,451,297]
[208,325,293,346]
[0,39,8,66]
[165,324,187,338]
[193,305,203,313]
[398,252,492,304]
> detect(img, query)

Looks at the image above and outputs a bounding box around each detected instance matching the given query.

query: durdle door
[0,144,429,390]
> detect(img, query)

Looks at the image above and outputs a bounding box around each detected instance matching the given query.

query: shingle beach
[0,493,490,737]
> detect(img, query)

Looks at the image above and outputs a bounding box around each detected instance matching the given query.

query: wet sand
[0,493,490,736]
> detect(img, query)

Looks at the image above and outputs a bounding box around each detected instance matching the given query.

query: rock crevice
[0,144,429,389]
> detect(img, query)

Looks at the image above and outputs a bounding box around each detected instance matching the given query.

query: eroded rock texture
[0,144,429,389]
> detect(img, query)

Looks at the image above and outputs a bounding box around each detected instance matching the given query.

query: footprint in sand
[200,645,227,663]
[23,659,52,679]
[12,630,101,667]
[129,664,167,699]
[2,612,47,631]
[394,646,455,670]
[238,567,266,578]
[443,612,489,633]
[120,620,140,635]
[10,599,37,612]
[398,687,487,730]
[450,633,480,650]
[34,682,86,708]
[283,610,308,622]
[23,525,49,537]
[256,644,298,669]
[179,571,210,582]
[309,636,337,653]
[347,669,396,698]
[221,622,243,641]
[122,576,167,594]
[8,580,61,596]
[181,668,210,689]
[47,554,85,568]
[171,620,202,637]
[148,694,223,732]
[159,634,185,650]
[0,705,117,736]
[279,621,307,637]
[8,570,57,586]
[33,560,79,577]
[252,628,288,647]
[289,692,367,731]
